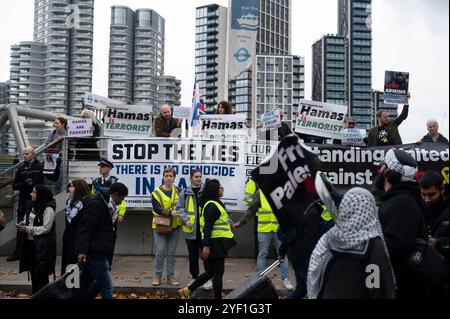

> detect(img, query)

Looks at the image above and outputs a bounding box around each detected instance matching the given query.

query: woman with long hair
[151,167,182,287]
[61,179,90,275]
[18,185,57,294]
[179,179,236,299]
[216,101,233,115]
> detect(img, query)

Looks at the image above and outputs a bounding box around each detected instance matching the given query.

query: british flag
[191,79,205,127]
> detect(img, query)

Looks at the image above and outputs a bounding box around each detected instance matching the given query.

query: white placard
[173,106,193,120]
[68,119,93,138]
[261,109,282,131]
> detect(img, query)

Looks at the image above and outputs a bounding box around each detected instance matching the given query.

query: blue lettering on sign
[136,177,155,195]
[234,48,251,63]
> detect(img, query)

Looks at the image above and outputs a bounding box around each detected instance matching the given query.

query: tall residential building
[312,35,347,105]
[338,0,373,129]
[372,90,398,126]
[108,6,180,109]
[0,82,9,104]
[195,4,228,114]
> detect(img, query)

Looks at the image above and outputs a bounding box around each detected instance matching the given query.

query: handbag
[407,238,445,286]
[154,215,173,235]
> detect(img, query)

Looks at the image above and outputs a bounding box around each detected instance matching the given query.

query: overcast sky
[0,0,448,143]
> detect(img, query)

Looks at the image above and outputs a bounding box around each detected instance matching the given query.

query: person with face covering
[307,187,396,299]
[376,148,428,299]
[18,185,57,294]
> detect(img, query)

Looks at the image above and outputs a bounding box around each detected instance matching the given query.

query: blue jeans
[153,227,181,278]
[257,232,289,280]
[286,263,307,299]
[78,257,113,299]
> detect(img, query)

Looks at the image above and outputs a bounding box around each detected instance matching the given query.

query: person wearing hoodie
[307,188,396,299]
[376,148,428,299]
[18,185,57,294]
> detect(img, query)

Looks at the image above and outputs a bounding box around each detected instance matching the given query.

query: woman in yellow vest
[179,179,236,299]
[176,169,208,287]
[151,167,182,287]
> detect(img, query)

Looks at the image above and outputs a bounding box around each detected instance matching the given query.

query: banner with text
[341,128,367,147]
[104,105,153,138]
[84,92,122,110]
[68,119,93,138]
[294,100,348,140]
[199,115,249,140]
[229,0,260,78]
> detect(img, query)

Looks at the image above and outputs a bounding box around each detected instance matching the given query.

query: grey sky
[0,0,448,143]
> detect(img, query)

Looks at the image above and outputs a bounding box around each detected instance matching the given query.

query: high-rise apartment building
[312,35,347,105]
[108,6,180,109]
[195,4,228,114]
[338,0,373,129]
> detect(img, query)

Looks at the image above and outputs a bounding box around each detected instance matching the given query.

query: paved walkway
[0,256,295,298]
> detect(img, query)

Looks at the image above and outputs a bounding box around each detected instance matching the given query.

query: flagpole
[223,0,232,101]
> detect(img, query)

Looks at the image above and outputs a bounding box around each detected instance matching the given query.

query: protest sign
[294,100,348,140]
[251,135,319,228]
[384,71,409,104]
[84,92,122,110]
[104,105,153,138]
[67,119,93,138]
[261,109,282,131]
[173,106,193,120]
[43,149,60,175]
[305,142,449,192]
[199,115,249,140]
[108,138,247,208]
[341,128,367,147]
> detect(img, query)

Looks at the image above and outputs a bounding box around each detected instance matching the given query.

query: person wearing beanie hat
[378,148,428,299]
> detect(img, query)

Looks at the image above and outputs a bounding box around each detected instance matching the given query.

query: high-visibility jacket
[151,186,181,229]
[91,175,126,217]
[244,178,258,206]
[200,200,234,240]
[320,204,333,222]
[256,192,279,233]
[182,194,197,234]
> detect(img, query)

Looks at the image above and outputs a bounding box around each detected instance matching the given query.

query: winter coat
[75,194,115,264]
[421,134,449,144]
[367,105,409,146]
[319,237,396,299]
[155,115,179,137]
[378,181,428,298]
[19,200,57,277]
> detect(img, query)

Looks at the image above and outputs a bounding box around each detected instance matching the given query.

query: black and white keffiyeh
[307,187,394,299]
[384,148,418,182]
[65,195,83,224]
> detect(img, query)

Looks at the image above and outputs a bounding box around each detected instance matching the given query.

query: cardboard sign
[384,71,409,104]
[341,128,367,147]
[68,119,93,138]
[104,105,153,138]
[173,106,193,120]
[261,109,282,131]
[294,100,348,139]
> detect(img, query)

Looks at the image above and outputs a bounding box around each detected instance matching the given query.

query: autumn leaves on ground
[0,290,171,299]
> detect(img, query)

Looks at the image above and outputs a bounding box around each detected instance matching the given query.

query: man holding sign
[368,93,410,147]
[155,105,182,138]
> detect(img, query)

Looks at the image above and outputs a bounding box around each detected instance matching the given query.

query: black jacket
[427,200,449,260]
[61,198,89,275]
[19,200,57,276]
[12,159,60,200]
[75,195,115,263]
[378,181,428,298]
[319,237,396,299]
[422,134,449,144]
[200,199,235,259]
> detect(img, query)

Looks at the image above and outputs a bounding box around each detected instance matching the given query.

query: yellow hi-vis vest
[182,194,196,234]
[321,204,333,222]
[151,186,181,229]
[256,192,279,233]
[244,178,258,205]
[200,201,234,240]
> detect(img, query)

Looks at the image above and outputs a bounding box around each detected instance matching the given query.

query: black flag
[251,134,319,230]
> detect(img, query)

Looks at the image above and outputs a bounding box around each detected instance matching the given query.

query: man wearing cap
[376,148,428,299]
[91,159,126,223]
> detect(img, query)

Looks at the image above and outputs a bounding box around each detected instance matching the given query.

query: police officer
[91,158,126,223]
